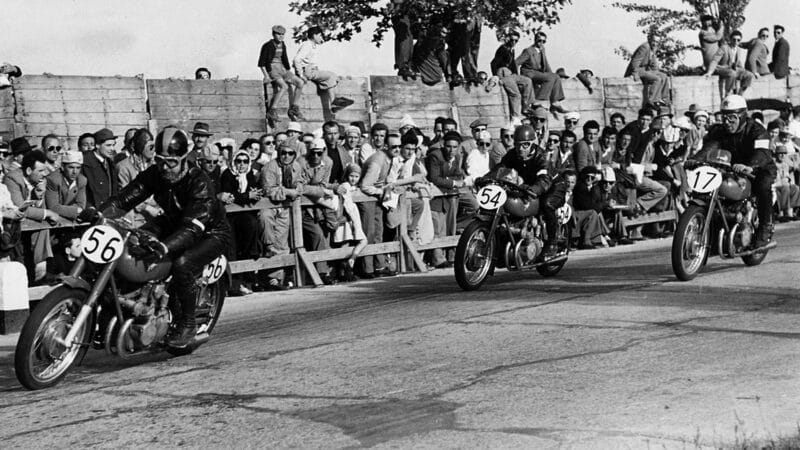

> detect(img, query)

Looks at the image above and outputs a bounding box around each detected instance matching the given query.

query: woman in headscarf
[219,148,263,295]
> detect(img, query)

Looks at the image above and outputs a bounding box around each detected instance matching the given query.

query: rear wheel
[537,222,572,277]
[15,287,92,390]
[671,205,709,281]
[166,277,228,356]
[454,221,495,291]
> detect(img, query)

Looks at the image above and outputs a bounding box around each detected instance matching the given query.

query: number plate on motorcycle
[476,185,507,210]
[687,166,722,193]
[81,225,124,264]
[202,255,227,284]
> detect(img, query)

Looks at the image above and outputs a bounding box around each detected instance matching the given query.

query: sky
[3,0,798,80]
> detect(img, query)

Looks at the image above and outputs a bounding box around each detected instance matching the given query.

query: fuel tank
[718,175,750,201]
[504,196,540,218]
[115,246,172,283]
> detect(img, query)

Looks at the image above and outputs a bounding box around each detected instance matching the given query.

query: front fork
[55,232,129,348]
[698,190,719,253]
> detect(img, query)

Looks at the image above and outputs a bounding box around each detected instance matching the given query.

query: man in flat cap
[259,24,305,122]
[82,128,118,208]
[44,151,87,221]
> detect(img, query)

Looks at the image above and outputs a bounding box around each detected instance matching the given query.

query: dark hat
[10,137,32,156]
[272,25,286,34]
[191,122,213,136]
[469,118,489,129]
[442,131,462,143]
[401,130,419,146]
[94,128,116,143]
[555,68,570,79]
[684,103,699,118]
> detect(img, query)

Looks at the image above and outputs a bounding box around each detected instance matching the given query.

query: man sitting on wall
[293,26,354,117]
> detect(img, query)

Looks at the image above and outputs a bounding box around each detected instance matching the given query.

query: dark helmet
[155,127,189,157]
[513,124,536,145]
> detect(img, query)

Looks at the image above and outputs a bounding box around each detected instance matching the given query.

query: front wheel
[454,220,495,291]
[166,277,228,356]
[672,205,709,281]
[15,287,92,390]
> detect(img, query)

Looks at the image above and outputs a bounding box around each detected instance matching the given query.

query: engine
[114,283,173,355]
[717,200,756,258]
[504,217,544,269]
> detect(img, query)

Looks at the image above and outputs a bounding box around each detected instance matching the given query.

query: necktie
[282,165,293,188]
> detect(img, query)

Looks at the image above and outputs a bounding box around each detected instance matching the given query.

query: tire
[671,205,709,281]
[14,287,92,390]
[537,222,571,277]
[166,277,228,357]
[454,220,495,291]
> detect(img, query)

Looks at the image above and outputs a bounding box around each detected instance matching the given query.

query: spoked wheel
[672,205,709,281]
[454,221,495,291]
[15,287,92,390]
[537,222,572,277]
[166,277,228,357]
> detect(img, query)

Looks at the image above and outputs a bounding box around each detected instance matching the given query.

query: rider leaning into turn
[487,124,569,258]
[699,94,777,248]
[81,127,233,348]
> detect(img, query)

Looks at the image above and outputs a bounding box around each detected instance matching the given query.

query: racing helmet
[720,94,747,114]
[513,124,536,145]
[155,126,189,157]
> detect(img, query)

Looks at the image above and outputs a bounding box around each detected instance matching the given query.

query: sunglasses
[518,141,534,148]
[234,158,250,164]
[566,119,579,124]
[389,145,401,149]
[198,159,217,165]
[264,141,275,145]
[478,142,492,147]
[47,145,62,152]
[534,118,547,123]
[501,134,513,139]
[280,151,296,156]
[723,113,740,122]
[154,154,186,168]
[311,150,325,155]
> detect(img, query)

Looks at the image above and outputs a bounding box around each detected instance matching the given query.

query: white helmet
[720,94,747,113]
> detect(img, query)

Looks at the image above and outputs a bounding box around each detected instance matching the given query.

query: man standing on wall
[516,31,568,115]
[259,25,305,122]
[770,24,790,79]
[624,32,670,107]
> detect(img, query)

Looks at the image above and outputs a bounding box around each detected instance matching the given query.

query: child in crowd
[774,145,800,221]
[46,235,81,279]
[333,163,368,281]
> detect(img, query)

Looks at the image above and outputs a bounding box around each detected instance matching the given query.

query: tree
[613,0,750,75]
[287,0,573,46]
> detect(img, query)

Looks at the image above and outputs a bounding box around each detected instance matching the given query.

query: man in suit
[704,31,754,98]
[4,150,61,282]
[186,122,213,166]
[44,150,86,220]
[300,138,336,284]
[516,31,568,115]
[624,34,670,107]
[82,128,119,208]
[770,24,790,79]
[490,30,533,120]
[573,120,602,175]
[259,24,305,121]
[741,28,771,77]
[321,120,353,190]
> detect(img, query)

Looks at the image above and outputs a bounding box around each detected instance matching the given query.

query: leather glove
[76,207,101,224]
[732,164,753,176]
[129,233,168,267]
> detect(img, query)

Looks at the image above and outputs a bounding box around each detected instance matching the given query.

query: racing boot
[165,322,197,349]
[541,240,558,260]
[753,222,774,249]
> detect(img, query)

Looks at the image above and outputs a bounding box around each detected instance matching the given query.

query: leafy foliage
[612,0,751,74]
[288,0,573,46]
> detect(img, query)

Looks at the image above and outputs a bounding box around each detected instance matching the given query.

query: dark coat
[81,151,118,209]
[44,170,87,220]
[771,37,790,79]
[258,40,291,71]
[426,148,465,213]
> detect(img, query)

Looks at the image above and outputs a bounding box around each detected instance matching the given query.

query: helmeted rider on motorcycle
[698,94,777,248]
[79,127,233,348]
[487,124,569,258]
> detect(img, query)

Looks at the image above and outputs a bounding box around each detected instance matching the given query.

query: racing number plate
[687,166,723,193]
[476,185,507,210]
[81,225,124,264]
[202,255,227,284]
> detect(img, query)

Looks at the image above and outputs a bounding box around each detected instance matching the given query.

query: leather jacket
[702,119,776,178]
[495,148,552,197]
[101,165,231,255]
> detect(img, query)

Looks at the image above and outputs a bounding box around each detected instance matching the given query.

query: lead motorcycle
[671,148,775,281]
[14,216,229,390]
[454,178,572,291]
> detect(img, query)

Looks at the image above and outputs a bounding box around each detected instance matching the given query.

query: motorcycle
[454,178,572,291]
[14,216,229,390]
[671,149,775,281]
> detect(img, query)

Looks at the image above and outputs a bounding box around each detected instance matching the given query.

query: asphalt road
[1,224,800,449]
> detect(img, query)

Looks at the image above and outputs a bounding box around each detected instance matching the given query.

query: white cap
[61,151,83,165]
[345,126,361,137]
[564,111,581,121]
[311,138,326,150]
[287,121,302,133]
[476,130,492,142]
[693,110,709,120]
[672,116,693,130]
[661,126,681,144]
[312,128,323,139]
[399,114,416,129]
